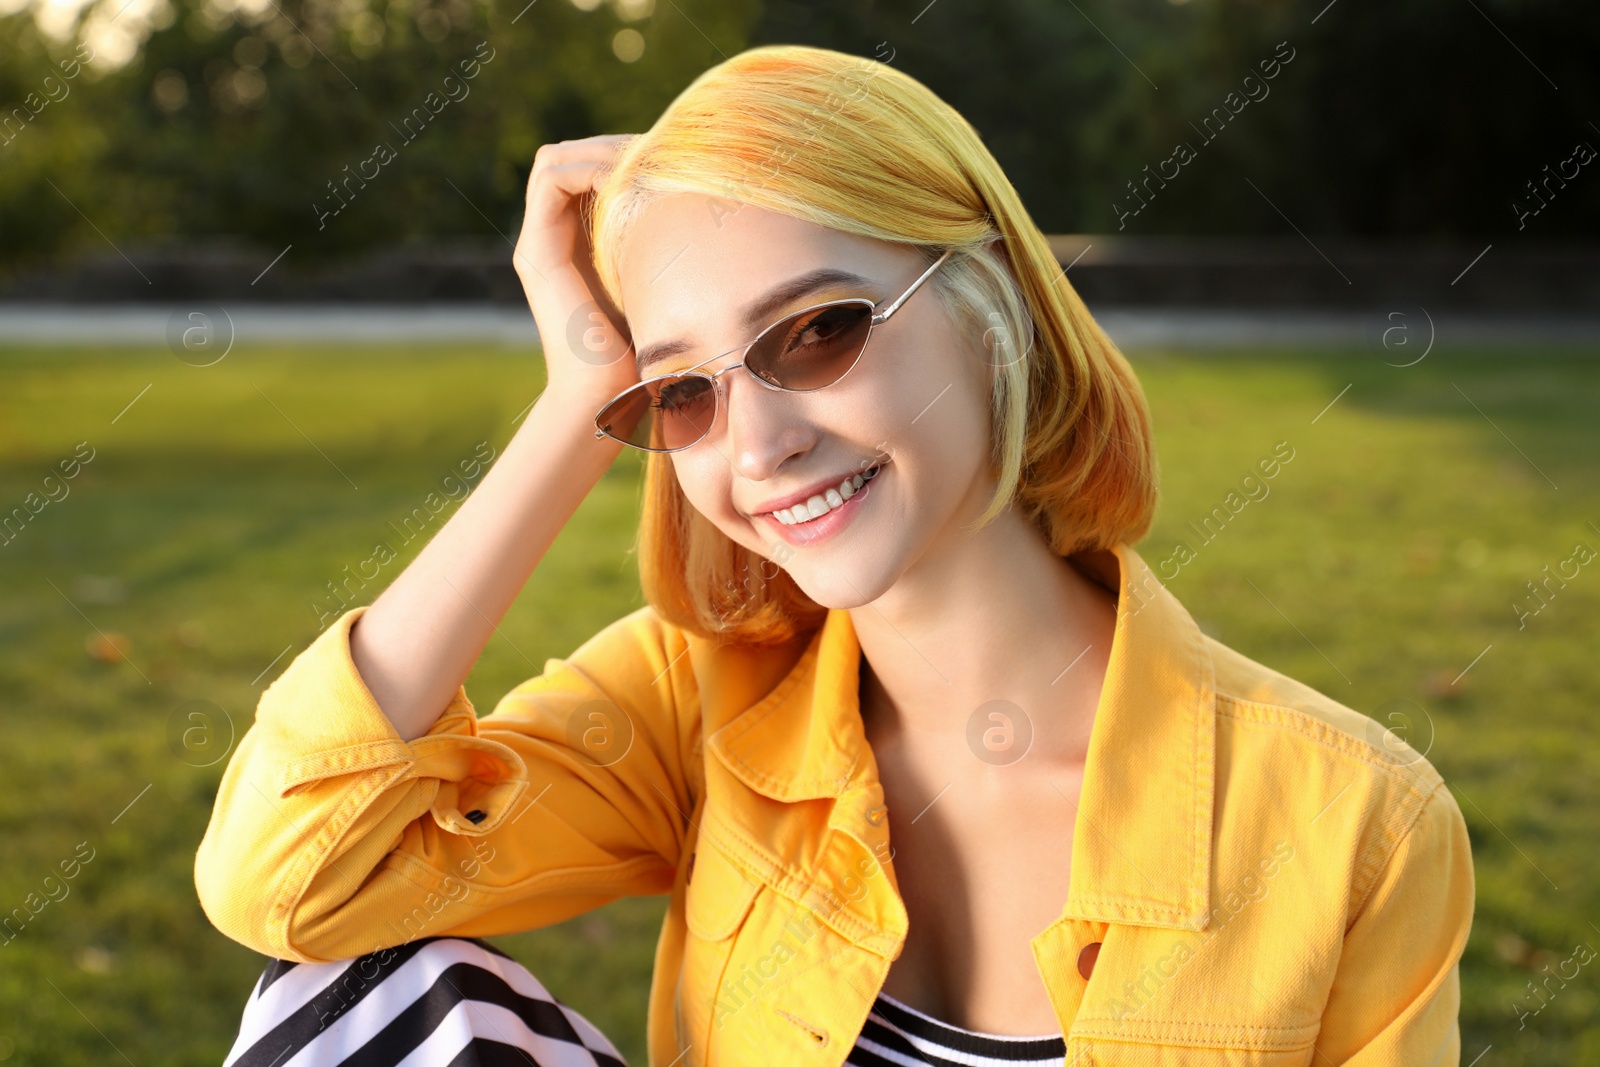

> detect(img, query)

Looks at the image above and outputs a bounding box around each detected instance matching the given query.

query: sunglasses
[592,248,955,453]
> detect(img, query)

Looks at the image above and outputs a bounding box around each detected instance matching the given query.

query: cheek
[888,333,993,468]
[915,393,991,491]
[670,455,731,520]
[862,322,986,433]
[670,455,770,553]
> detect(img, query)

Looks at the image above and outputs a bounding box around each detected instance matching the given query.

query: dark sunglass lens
[655,376,718,446]
[750,304,873,390]
[596,387,654,448]
[607,375,715,451]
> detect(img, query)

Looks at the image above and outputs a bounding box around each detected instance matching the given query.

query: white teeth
[774,464,882,525]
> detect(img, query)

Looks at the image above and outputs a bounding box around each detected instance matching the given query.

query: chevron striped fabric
[222,937,628,1067]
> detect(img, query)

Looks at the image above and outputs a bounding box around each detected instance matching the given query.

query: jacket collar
[703,543,1217,932]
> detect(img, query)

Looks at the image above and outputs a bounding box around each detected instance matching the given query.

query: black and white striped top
[847,990,1067,1066]
[223,937,629,1067]
[221,935,1066,1066]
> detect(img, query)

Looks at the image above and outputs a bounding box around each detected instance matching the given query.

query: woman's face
[615,193,997,609]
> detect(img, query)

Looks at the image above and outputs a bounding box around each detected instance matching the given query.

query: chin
[788,559,898,611]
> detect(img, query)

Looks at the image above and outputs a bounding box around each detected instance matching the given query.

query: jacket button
[464,809,487,824]
[866,804,887,825]
[1077,942,1101,980]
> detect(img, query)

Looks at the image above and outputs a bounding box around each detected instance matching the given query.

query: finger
[523,159,614,229]
[525,152,629,217]
[530,134,637,176]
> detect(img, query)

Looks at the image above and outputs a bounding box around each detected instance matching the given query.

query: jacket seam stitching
[280,742,414,789]
[1216,696,1435,924]
[1215,697,1436,791]
[1060,896,1189,915]
[1071,1022,1318,1048]
[551,650,688,870]
[709,638,831,797]
[682,841,761,940]
[1216,697,1433,796]
[654,612,694,862]
[1075,1017,1321,1034]
[1346,778,1446,925]
[702,806,894,953]
[667,621,705,829]
[387,848,672,902]
[277,762,412,960]
[1074,1020,1320,1037]
[1186,609,1212,920]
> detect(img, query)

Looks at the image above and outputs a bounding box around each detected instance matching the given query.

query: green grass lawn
[1,338,1596,1064]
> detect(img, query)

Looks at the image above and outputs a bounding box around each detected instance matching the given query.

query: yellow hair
[589,43,1157,647]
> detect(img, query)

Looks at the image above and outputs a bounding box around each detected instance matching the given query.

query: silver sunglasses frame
[592,247,956,453]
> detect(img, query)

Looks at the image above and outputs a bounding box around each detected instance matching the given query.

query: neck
[850,502,1116,769]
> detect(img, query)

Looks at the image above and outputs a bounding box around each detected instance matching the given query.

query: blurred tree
[0,0,762,273]
[0,0,1595,274]
[747,0,1600,237]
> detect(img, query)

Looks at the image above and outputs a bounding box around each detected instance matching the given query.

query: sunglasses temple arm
[874,248,953,324]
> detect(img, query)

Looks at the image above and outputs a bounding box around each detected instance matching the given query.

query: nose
[715,364,815,485]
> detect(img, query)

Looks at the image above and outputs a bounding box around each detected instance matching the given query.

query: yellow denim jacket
[195,544,1474,1066]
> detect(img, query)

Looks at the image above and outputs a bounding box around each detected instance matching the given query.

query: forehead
[616,194,907,350]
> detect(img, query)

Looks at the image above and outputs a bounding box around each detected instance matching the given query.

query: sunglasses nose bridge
[683,349,754,444]
[705,341,783,391]
[707,359,743,384]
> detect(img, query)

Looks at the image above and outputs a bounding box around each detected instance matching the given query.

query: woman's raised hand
[344,136,644,743]
[514,133,641,404]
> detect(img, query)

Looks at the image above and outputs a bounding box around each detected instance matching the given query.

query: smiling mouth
[768,464,884,526]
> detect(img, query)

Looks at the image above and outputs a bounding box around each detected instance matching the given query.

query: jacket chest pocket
[677,839,762,1066]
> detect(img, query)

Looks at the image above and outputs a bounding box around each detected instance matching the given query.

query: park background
[2,0,1599,1062]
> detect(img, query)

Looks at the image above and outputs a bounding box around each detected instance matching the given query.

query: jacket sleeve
[194,603,697,964]
[1314,780,1476,1065]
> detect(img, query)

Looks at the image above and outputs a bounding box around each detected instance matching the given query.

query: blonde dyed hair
[588,44,1157,647]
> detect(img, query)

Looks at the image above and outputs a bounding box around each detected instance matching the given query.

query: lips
[770,464,883,526]
[750,460,888,518]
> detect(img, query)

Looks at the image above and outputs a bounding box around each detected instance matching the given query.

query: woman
[196,44,1475,1067]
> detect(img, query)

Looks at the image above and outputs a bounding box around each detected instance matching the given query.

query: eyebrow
[635,267,880,375]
